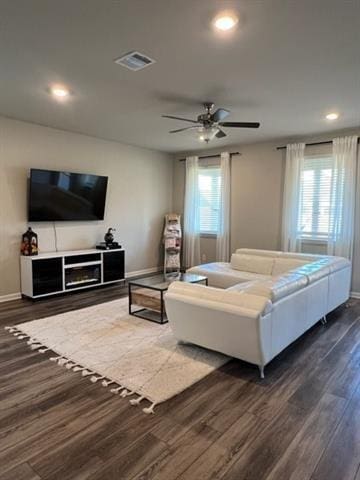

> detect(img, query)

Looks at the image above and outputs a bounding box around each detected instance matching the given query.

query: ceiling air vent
[114,51,156,71]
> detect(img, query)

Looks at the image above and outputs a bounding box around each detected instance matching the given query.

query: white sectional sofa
[164,249,351,377]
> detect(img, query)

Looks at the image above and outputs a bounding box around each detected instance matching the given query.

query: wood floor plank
[216,402,309,480]
[134,423,220,480]
[0,462,41,480]
[311,384,360,480]
[176,412,267,480]
[289,319,360,412]
[265,393,347,480]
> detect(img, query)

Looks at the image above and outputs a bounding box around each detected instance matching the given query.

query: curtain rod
[277,138,360,150]
[178,151,241,162]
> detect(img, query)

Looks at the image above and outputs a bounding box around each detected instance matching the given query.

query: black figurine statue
[104,228,116,246]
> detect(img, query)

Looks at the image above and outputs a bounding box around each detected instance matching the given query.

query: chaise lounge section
[164,249,351,377]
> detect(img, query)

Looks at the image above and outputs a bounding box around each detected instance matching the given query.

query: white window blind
[198,167,221,235]
[298,155,337,240]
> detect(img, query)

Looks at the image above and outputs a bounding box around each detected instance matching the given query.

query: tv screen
[28,169,108,221]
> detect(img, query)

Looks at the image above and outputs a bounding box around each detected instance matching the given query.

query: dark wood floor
[0,284,360,480]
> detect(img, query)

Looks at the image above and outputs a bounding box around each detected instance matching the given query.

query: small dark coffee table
[128,273,208,324]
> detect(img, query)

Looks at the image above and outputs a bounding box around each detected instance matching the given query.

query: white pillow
[230,254,274,275]
[272,258,309,276]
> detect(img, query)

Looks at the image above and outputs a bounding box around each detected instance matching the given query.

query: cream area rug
[5,297,229,414]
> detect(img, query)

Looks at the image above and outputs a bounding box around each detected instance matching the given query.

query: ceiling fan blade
[169,126,198,133]
[219,121,260,128]
[162,115,199,124]
[211,108,230,122]
[215,129,227,138]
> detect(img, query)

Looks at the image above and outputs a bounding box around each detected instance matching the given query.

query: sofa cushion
[243,273,308,302]
[231,254,274,275]
[272,258,309,276]
[290,261,330,282]
[187,263,271,289]
[167,281,272,315]
[226,281,258,292]
[235,248,282,258]
[280,252,322,262]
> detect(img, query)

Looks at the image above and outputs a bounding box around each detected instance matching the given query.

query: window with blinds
[298,155,335,240]
[198,167,221,235]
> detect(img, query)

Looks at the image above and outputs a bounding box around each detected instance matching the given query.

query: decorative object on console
[21,227,38,256]
[96,227,121,250]
[163,213,182,276]
[104,227,115,245]
[5,297,228,415]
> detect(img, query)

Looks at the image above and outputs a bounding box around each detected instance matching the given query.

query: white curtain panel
[184,156,201,268]
[281,143,305,252]
[327,135,358,259]
[216,152,231,262]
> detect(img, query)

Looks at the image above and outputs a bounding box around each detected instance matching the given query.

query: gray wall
[173,127,360,292]
[0,116,173,297]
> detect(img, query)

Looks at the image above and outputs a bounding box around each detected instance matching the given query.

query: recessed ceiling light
[213,13,238,31]
[326,112,339,120]
[50,84,70,99]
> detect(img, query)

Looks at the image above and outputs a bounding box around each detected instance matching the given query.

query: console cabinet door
[103,251,125,283]
[32,258,63,296]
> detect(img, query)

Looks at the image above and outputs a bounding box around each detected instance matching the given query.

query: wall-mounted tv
[28,169,108,221]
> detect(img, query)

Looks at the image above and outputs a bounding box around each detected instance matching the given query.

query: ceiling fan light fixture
[197,126,219,143]
[325,112,339,120]
[213,12,238,31]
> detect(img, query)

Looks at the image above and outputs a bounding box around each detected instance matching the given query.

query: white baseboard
[0,293,22,303]
[0,267,160,303]
[126,267,160,278]
[350,291,360,299]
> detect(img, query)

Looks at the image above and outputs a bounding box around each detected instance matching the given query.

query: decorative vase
[21,227,38,256]
[104,228,115,246]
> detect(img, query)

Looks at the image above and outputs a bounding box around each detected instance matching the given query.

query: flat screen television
[28,169,108,221]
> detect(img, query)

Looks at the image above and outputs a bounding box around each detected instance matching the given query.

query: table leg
[128,283,132,315]
[160,290,164,324]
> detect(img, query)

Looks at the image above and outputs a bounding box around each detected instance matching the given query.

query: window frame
[297,154,334,242]
[198,165,222,237]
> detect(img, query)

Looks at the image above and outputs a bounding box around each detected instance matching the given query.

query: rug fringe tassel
[120,389,135,398]
[102,380,115,387]
[58,358,69,366]
[30,344,43,351]
[66,362,76,369]
[143,402,157,415]
[6,327,19,333]
[130,395,144,406]
[50,356,63,362]
[110,386,123,394]
[82,369,95,377]
[73,366,86,372]
[90,375,105,383]
[39,348,50,353]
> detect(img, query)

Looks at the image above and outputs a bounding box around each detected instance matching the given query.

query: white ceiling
[0,0,359,153]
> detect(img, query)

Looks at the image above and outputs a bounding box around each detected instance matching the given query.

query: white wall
[0,116,173,297]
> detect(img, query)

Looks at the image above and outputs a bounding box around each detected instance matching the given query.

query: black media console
[20,248,125,299]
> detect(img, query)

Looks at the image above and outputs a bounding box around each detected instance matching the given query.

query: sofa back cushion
[272,258,309,276]
[230,253,274,275]
[243,273,308,302]
[235,248,282,258]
